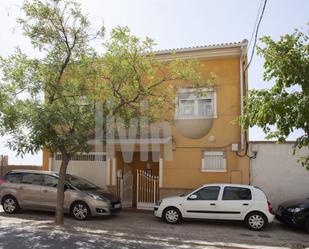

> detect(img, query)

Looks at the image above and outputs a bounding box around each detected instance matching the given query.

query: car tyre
[163,207,182,224]
[2,195,20,214]
[305,217,309,233]
[246,212,267,231]
[71,201,91,220]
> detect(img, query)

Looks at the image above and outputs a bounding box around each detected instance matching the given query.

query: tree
[0,0,104,225]
[94,26,213,126]
[0,1,210,225]
[241,28,309,169]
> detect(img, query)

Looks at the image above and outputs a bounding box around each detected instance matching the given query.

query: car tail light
[267,201,274,214]
[0,178,7,185]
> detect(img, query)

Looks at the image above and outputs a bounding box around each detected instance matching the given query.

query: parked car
[154,184,274,231]
[276,198,309,233]
[0,170,121,220]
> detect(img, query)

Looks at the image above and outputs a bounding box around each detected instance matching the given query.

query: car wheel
[2,196,20,214]
[246,212,267,231]
[71,201,90,220]
[305,217,309,233]
[163,207,182,224]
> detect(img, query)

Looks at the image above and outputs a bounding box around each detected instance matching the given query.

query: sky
[0,0,308,165]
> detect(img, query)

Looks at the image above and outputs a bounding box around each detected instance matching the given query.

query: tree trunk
[55,150,70,225]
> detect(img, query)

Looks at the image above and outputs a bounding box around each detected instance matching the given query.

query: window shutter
[203,151,226,171]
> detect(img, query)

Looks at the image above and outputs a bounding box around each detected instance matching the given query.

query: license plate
[114,203,121,209]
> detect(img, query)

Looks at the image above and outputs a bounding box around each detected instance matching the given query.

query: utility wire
[248,0,263,49]
[245,0,267,73]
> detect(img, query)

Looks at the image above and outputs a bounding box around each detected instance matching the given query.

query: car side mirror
[188,194,198,200]
[64,184,69,191]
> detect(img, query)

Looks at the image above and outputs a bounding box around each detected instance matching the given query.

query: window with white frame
[177,89,216,118]
[202,151,226,172]
[55,152,107,162]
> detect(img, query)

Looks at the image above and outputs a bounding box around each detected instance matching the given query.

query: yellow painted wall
[42,150,50,171]
[42,56,250,188]
[162,57,249,188]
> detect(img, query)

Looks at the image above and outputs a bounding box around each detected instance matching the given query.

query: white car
[154,184,275,230]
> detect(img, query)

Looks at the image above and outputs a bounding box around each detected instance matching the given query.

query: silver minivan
[0,170,121,220]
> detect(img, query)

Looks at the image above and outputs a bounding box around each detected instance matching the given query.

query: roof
[154,40,248,55]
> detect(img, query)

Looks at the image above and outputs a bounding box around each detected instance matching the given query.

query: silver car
[0,170,121,220]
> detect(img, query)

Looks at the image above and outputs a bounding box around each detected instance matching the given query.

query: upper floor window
[176,88,216,118]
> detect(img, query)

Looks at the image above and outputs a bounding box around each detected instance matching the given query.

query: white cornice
[155,41,248,61]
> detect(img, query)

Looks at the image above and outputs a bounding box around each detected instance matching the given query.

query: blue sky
[0,0,308,165]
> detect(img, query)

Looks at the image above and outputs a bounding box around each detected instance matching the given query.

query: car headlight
[88,193,107,201]
[287,207,305,213]
[155,200,162,206]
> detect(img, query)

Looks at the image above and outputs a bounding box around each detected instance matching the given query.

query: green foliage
[241,28,309,169]
[0,2,211,155]
[95,26,213,126]
[0,0,103,157]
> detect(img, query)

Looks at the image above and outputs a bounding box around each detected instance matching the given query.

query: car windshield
[65,174,99,191]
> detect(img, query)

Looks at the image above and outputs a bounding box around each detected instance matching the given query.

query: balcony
[174,116,214,139]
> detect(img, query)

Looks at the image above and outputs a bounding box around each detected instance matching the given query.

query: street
[0,207,308,249]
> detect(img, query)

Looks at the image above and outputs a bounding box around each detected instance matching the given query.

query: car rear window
[5,172,22,183]
[222,187,252,200]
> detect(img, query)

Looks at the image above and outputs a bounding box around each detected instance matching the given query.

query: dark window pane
[194,186,220,200]
[222,187,252,200]
[44,175,58,188]
[5,173,22,183]
[21,173,43,185]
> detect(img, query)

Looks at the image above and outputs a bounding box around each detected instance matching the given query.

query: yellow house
[42,40,249,209]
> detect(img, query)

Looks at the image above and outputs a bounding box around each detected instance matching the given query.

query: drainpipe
[240,44,245,150]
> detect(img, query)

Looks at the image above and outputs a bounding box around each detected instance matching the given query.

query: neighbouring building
[250,141,309,209]
[43,40,250,209]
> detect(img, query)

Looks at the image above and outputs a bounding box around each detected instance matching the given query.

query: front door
[183,186,221,219]
[218,186,254,220]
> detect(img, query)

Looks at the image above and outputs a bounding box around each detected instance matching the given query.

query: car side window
[21,173,43,186]
[5,173,22,183]
[44,175,59,188]
[192,186,220,200]
[222,187,252,200]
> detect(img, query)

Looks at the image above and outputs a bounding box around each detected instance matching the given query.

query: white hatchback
[154,184,275,230]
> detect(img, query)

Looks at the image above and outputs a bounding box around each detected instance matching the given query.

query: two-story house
[42,40,249,209]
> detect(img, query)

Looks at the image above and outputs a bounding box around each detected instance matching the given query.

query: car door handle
[43,189,48,193]
[243,203,249,206]
[19,186,24,190]
[210,203,216,206]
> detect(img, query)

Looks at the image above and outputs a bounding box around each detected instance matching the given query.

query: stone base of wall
[159,187,194,199]
[107,185,117,195]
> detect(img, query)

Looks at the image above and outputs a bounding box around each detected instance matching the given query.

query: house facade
[42,40,250,209]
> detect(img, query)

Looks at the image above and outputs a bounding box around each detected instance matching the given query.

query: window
[222,187,252,200]
[44,175,59,188]
[21,173,43,185]
[5,173,22,184]
[177,89,216,118]
[202,151,226,172]
[55,153,106,161]
[192,186,220,200]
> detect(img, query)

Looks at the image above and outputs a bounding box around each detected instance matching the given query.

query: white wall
[250,142,309,208]
[52,160,108,189]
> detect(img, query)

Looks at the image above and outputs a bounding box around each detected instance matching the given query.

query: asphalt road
[0,207,308,249]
